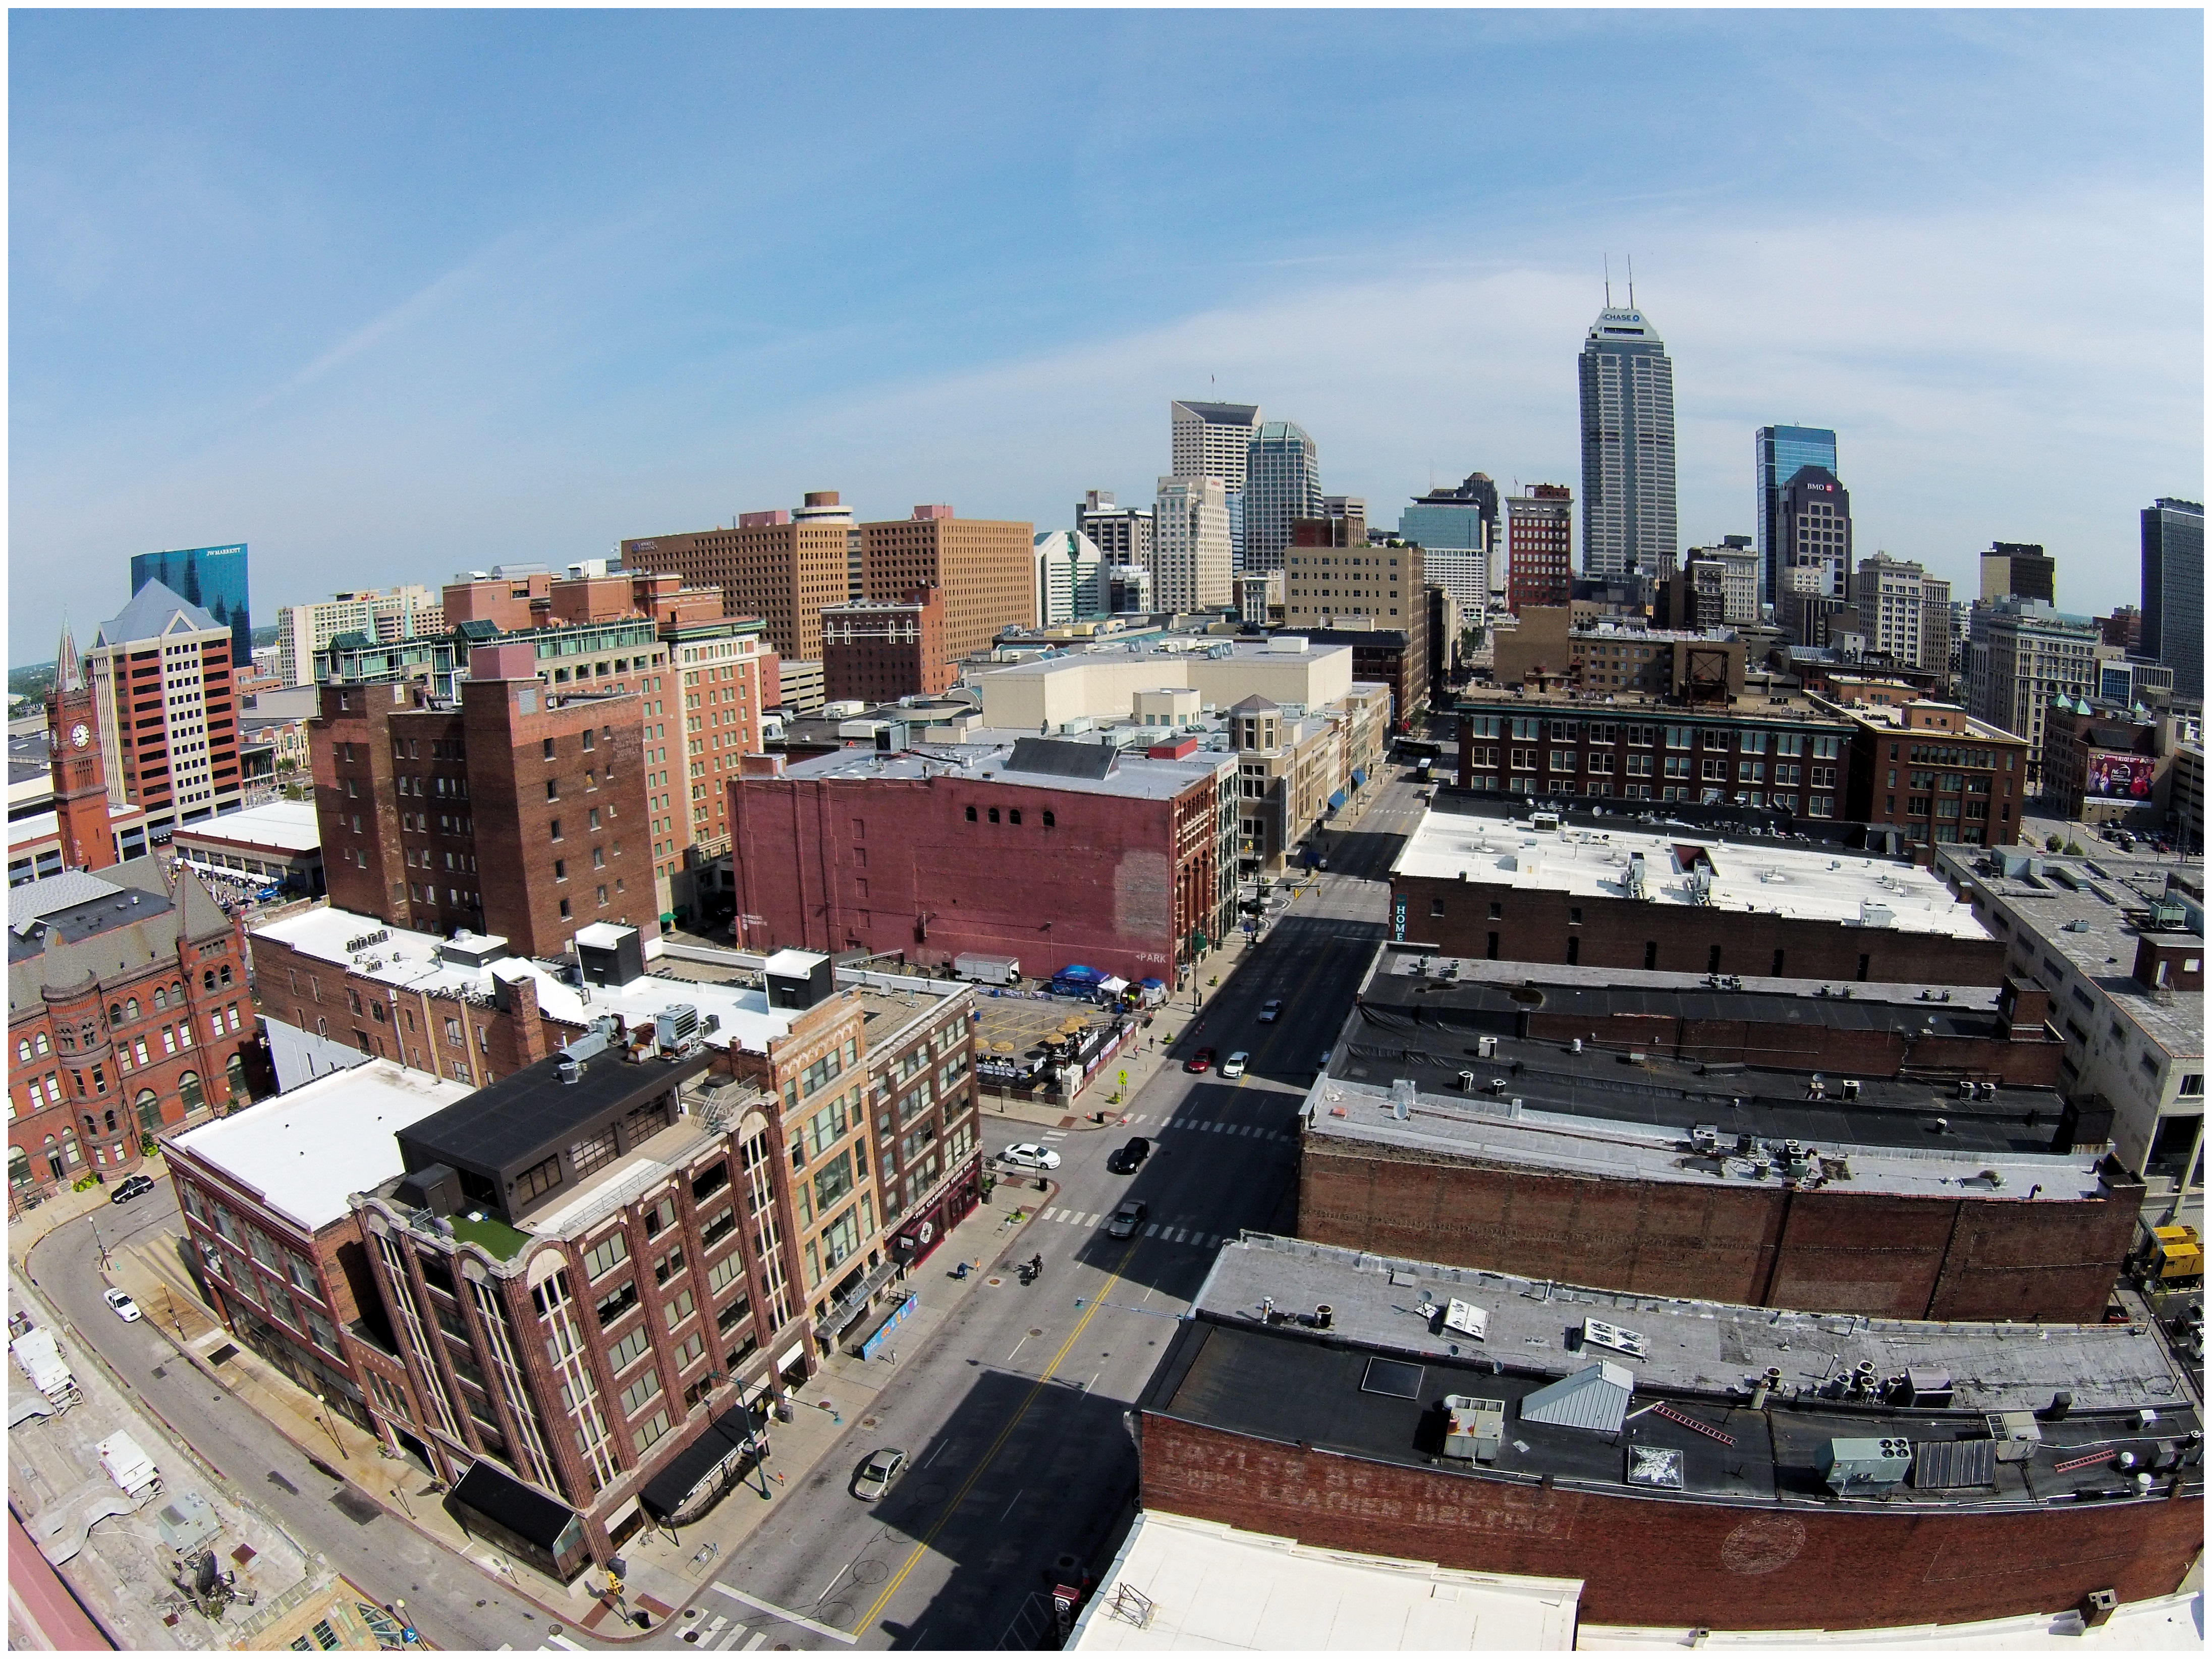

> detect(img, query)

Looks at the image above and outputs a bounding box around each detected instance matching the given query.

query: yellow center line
[852,1239,1142,1636]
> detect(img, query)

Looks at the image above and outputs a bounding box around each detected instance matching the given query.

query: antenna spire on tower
[1603,254,1612,309]
[1627,254,1636,308]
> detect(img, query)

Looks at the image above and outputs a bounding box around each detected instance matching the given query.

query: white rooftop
[572,921,632,948]
[1064,1511,1579,1652]
[172,800,321,854]
[1579,1590,2201,1649]
[168,1058,471,1233]
[1394,810,1991,939]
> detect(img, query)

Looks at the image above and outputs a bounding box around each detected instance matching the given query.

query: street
[22,758,1428,1653]
[21,1187,557,1653]
[650,763,1417,1651]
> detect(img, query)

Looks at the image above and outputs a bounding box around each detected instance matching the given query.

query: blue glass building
[1754,427,1838,606]
[130,543,251,666]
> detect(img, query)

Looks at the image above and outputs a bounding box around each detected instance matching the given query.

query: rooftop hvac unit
[655,1005,701,1052]
[1441,1299,1489,1341]
[1582,1316,1647,1358]
[1819,1436,1914,1495]
[1440,1395,1506,1463]
[1477,1035,1499,1058]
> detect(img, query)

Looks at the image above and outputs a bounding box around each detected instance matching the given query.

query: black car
[1109,1136,1151,1174]
[109,1174,157,1205]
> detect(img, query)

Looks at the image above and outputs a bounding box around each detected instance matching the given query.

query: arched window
[153,986,167,1010]
[135,1090,162,1136]
[57,1029,75,1053]
[109,1004,124,1025]
[203,970,217,992]
[34,1032,48,1055]
[218,965,233,987]
[126,998,140,1021]
[15,1040,27,1063]
[224,1054,249,1109]
[177,1072,204,1116]
[171,981,184,1004]
[7,1148,29,1189]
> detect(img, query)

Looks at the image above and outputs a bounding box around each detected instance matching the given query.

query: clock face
[69,722,90,750]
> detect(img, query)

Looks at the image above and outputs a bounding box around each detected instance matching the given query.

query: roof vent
[1519,1361,1633,1433]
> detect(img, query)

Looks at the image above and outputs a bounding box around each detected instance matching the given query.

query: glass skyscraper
[1754,427,1838,606]
[1578,305,1677,583]
[1243,421,1321,573]
[130,543,251,666]
[2141,497,2204,701]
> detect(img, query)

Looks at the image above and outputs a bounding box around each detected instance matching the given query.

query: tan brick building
[860,506,1035,663]
[621,492,855,663]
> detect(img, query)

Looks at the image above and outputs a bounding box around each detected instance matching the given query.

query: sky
[10,9,2203,665]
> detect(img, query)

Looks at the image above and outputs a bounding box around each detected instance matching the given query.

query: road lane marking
[997,1485,1027,1522]
[853,1240,1142,1635]
[1007,1335,1028,1362]
[1143,1223,1160,1237]
[710,1585,857,1645]
[739,1633,767,1651]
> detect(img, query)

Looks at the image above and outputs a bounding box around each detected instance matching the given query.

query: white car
[1257,1000,1283,1024]
[999,1142,1062,1171]
[1220,1052,1249,1079]
[103,1288,142,1323]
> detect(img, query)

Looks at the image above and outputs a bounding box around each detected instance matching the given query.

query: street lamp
[393,1598,415,1647]
[315,1391,348,1461]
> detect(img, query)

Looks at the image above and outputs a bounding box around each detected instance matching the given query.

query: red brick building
[314,642,655,958]
[729,736,1236,987]
[9,859,256,1200]
[1139,1237,2203,1632]
[820,587,951,704]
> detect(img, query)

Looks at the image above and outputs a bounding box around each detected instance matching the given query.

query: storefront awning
[639,1403,763,1520]
[449,1459,580,1551]
[1351,767,1367,787]
[1327,790,1347,811]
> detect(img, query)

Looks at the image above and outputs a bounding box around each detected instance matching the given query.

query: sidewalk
[102,1177,1062,1642]
[611,1183,1059,1625]
[101,1229,612,1630]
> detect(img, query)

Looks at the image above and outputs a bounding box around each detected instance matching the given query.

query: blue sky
[10,10,2202,663]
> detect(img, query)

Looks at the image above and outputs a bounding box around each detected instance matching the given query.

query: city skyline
[11,10,2202,661]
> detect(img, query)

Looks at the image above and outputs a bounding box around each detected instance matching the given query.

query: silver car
[853,1448,906,1501]
[999,1142,1062,1171]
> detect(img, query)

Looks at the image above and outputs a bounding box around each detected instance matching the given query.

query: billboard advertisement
[2087,751,2155,802]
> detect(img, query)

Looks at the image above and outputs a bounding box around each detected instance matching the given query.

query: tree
[2044,833,2064,852]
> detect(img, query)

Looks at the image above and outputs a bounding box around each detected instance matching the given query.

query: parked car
[109,1174,157,1205]
[1107,1198,1148,1240]
[853,1448,907,1501]
[1220,1052,1249,1079]
[102,1289,141,1323]
[1257,1000,1283,1024]
[999,1142,1062,1172]
[1109,1137,1151,1174]
[1185,1047,1216,1074]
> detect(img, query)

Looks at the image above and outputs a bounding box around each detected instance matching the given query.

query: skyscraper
[1243,420,1321,574]
[1775,467,1852,644]
[1151,476,1234,612]
[2141,498,2204,700]
[130,543,251,667]
[1400,473,1500,561]
[1978,543,2057,606]
[1171,401,1261,566]
[1076,490,1153,570]
[1505,485,1573,615]
[1578,301,1677,582]
[1754,427,1838,605]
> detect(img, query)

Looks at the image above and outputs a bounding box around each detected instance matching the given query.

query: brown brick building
[313,641,655,957]
[1826,697,2030,856]
[860,506,1035,664]
[820,587,951,704]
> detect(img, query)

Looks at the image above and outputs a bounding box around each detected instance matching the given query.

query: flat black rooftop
[398,1045,713,1176]
[1330,1009,2060,1154]
[1143,1315,2202,1514]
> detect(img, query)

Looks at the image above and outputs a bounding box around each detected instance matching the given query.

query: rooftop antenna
[1627,254,1636,308]
[1603,254,1612,308]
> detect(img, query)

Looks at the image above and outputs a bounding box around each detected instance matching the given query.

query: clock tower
[46,619,118,873]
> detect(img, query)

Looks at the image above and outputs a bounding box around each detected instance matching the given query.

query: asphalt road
[22,1187,548,1654]
[22,759,1429,1656]
[657,766,1420,1652]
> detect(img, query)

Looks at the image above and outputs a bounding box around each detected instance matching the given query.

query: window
[549,818,562,842]
[654,1246,686,1286]
[633,1408,671,1454]
[965,806,976,821]
[620,1369,663,1416]
[582,1231,629,1280]
[607,1324,651,1372]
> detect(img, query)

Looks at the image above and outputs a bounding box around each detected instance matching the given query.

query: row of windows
[962,804,1057,827]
